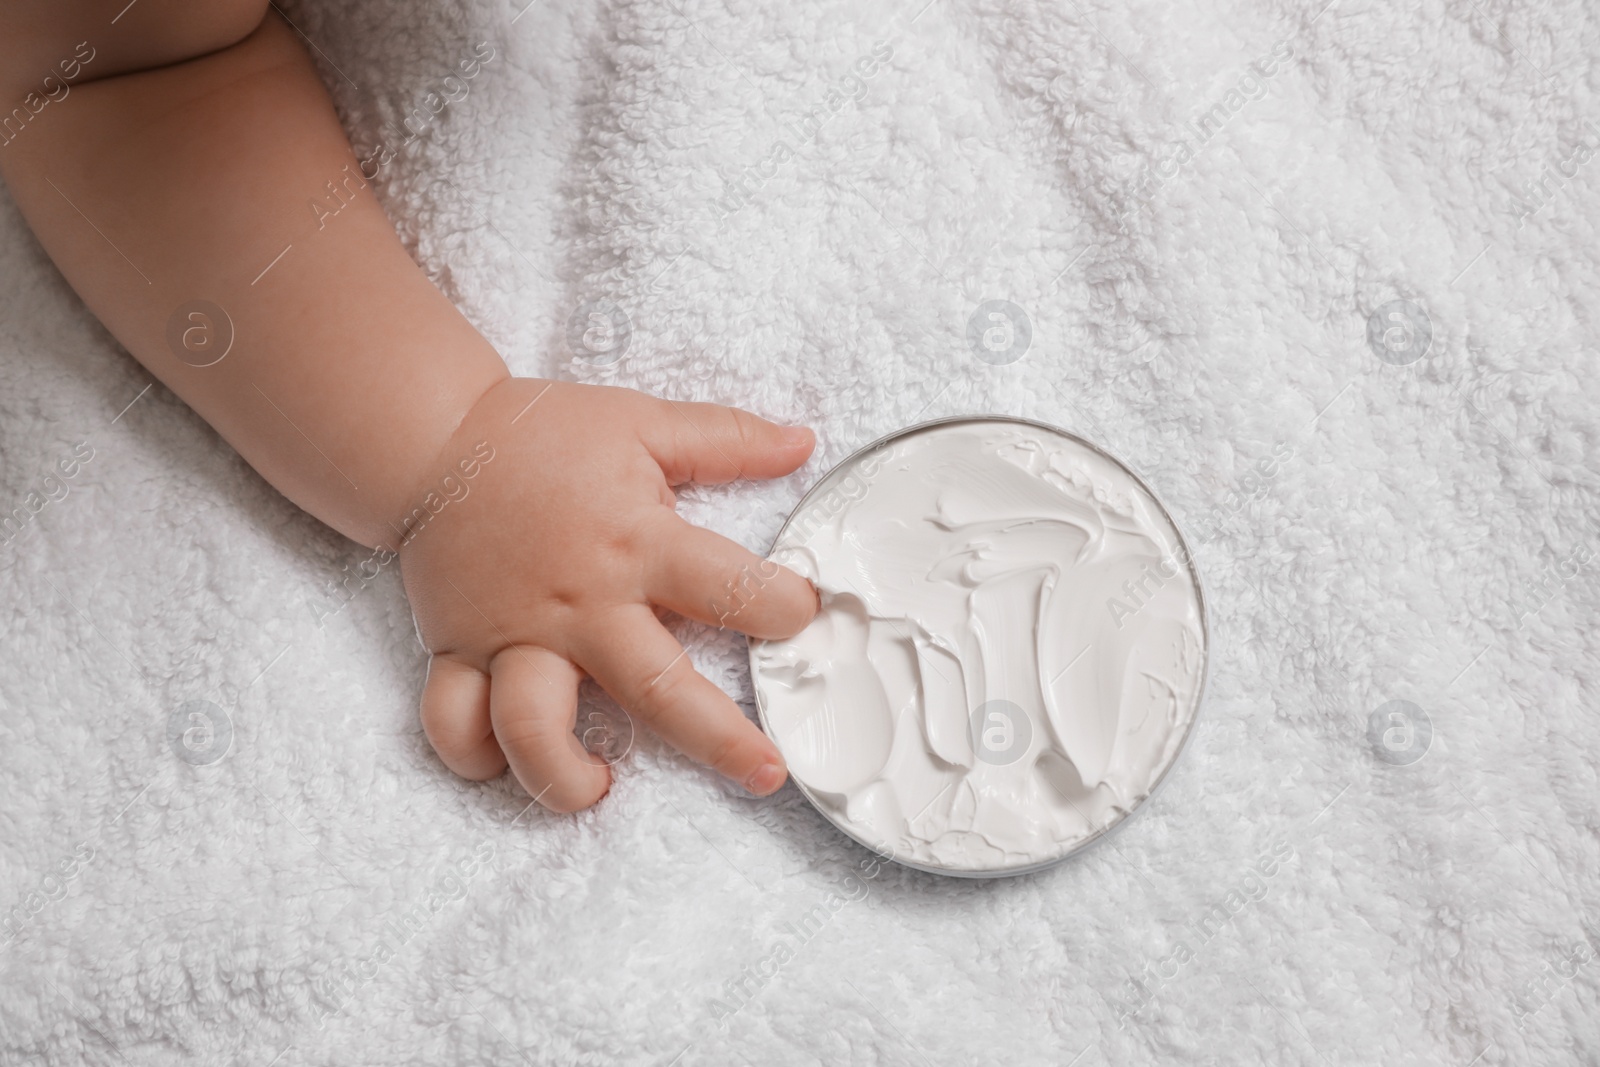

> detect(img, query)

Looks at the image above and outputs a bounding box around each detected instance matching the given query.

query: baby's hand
[397,379,819,812]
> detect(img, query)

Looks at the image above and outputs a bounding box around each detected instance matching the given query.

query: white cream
[750,419,1206,875]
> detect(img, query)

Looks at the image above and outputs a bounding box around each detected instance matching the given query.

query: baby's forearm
[0,11,508,549]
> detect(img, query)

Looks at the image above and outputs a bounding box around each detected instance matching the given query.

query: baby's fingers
[420,654,506,781]
[577,606,788,796]
[489,646,611,813]
[640,400,814,486]
[645,511,818,639]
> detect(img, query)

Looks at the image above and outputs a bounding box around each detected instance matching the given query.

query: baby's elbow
[1,0,272,96]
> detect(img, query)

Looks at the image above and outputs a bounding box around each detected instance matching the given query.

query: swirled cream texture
[751,420,1205,874]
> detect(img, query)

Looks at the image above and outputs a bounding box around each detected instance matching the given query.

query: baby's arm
[1,3,816,809]
[2,5,509,547]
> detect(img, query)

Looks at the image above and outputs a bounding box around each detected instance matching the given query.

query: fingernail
[780,425,813,447]
[745,763,787,796]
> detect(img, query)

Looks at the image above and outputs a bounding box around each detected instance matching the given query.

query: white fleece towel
[1,0,1597,1063]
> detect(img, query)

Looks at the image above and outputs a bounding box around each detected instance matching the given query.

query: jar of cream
[748,416,1209,877]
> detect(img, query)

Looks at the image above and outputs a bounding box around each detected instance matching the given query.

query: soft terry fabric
[1,0,1597,1063]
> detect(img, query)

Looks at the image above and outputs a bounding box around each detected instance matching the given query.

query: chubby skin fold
[0,2,819,811]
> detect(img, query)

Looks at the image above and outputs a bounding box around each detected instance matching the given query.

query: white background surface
[1,0,1596,1063]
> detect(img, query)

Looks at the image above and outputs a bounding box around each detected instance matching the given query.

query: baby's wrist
[380,374,524,554]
